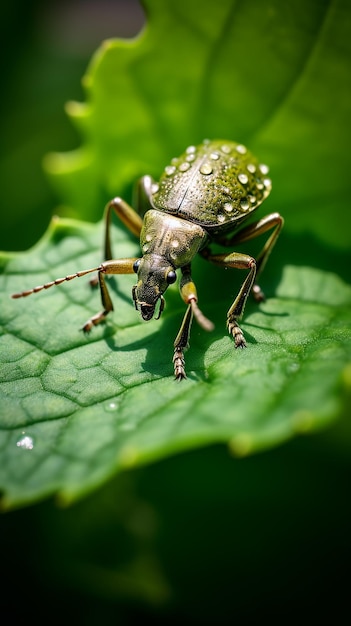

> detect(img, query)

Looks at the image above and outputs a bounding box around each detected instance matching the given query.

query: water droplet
[236,144,247,154]
[240,198,250,212]
[151,183,159,194]
[221,145,231,154]
[186,145,196,154]
[105,400,120,412]
[210,152,220,160]
[165,165,176,176]
[238,173,248,185]
[223,202,234,213]
[287,362,300,374]
[248,195,256,205]
[171,239,179,248]
[179,161,190,172]
[186,153,196,162]
[256,181,264,190]
[145,233,152,242]
[247,163,256,174]
[200,163,213,175]
[259,163,269,175]
[16,434,34,450]
[263,177,272,189]
[217,213,226,222]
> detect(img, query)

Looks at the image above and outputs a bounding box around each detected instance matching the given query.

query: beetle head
[132,255,177,321]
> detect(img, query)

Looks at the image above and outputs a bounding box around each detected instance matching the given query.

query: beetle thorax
[132,210,207,322]
[140,209,207,268]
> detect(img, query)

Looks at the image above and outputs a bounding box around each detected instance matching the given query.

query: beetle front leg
[83,258,137,332]
[205,252,257,348]
[173,266,214,379]
[173,304,193,380]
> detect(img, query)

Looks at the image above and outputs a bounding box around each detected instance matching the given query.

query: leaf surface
[1,216,350,506]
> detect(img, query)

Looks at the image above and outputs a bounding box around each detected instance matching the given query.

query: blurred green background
[1,1,351,624]
[0,0,145,251]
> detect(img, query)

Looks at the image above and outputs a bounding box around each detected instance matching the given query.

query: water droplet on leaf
[16,434,34,450]
[104,400,120,412]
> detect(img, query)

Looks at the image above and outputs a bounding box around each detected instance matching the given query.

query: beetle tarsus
[89,275,99,288]
[82,310,109,333]
[227,319,247,349]
[173,347,187,380]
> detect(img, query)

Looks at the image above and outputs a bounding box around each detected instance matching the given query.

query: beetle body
[151,140,271,232]
[12,139,283,380]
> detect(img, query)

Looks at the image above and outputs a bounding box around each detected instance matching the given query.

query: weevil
[12,139,283,379]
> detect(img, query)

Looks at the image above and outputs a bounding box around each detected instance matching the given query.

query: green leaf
[1,0,351,508]
[1,216,350,507]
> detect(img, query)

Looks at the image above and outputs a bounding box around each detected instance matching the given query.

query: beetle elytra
[12,139,283,380]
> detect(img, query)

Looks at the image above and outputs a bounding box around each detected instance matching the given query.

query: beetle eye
[166,270,177,285]
[133,259,141,273]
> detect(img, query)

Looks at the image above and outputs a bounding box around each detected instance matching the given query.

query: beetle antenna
[11,266,102,299]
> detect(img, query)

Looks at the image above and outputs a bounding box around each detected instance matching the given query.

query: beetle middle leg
[216,212,284,302]
[103,178,156,261]
[102,196,143,258]
[90,196,144,288]
[203,251,257,348]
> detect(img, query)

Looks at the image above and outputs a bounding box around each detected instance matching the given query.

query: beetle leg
[82,258,137,332]
[90,196,144,288]
[173,304,193,380]
[217,212,283,301]
[173,266,214,379]
[204,252,257,348]
[132,175,155,218]
[179,266,214,332]
[104,197,144,260]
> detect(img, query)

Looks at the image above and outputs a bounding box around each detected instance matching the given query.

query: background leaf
[44,0,351,251]
[1,0,351,622]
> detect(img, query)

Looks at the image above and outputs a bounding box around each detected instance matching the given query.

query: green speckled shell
[151,140,272,231]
